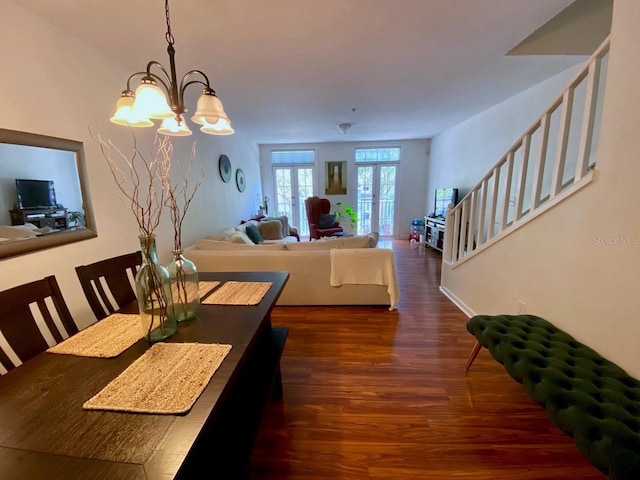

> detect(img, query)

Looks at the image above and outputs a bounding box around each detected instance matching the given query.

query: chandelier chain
[164,0,175,47]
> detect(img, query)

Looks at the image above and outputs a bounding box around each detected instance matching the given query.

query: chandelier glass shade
[110,0,233,136]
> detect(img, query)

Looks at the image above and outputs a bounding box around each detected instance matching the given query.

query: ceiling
[17,0,610,145]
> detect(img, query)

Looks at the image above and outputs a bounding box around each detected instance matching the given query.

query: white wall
[0,2,260,328]
[435,0,640,378]
[259,139,430,238]
[427,63,584,207]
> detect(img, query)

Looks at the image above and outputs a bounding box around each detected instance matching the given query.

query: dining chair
[0,275,78,373]
[75,251,142,320]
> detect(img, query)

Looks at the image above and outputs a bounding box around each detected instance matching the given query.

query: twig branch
[159,140,205,251]
[90,129,168,237]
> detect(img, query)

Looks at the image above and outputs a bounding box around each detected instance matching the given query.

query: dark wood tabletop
[0,271,289,480]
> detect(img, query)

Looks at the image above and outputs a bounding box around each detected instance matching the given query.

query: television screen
[15,179,57,209]
[434,188,458,217]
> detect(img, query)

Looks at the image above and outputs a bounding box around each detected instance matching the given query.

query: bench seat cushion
[467,314,640,480]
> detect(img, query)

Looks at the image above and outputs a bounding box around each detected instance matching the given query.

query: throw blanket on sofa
[329,249,400,310]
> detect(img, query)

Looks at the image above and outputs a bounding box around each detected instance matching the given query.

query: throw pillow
[318,213,336,229]
[235,219,259,235]
[263,215,289,237]
[245,224,263,244]
[207,227,237,241]
[277,215,290,236]
[227,231,253,244]
[258,220,285,240]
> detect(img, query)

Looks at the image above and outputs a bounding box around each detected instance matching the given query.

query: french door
[273,166,314,237]
[356,164,397,236]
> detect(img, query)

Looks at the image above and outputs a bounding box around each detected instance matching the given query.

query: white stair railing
[443,36,610,267]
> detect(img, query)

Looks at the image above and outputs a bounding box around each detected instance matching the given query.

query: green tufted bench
[465,314,640,480]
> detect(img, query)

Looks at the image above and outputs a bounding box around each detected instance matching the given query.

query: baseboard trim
[439,285,476,318]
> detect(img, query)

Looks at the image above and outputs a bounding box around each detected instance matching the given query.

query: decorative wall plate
[219,154,231,183]
[236,168,246,192]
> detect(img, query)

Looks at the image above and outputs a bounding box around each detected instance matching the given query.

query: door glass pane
[357,166,374,235]
[378,165,396,236]
[275,166,314,238]
[274,168,292,217]
[297,168,313,237]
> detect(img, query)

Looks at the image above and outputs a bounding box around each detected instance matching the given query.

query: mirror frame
[0,128,97,260]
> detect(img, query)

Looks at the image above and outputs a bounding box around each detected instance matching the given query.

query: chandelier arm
[180,70,211,89]
[125,71,151,91]
[145,61,172,85]
[181,79,209,96]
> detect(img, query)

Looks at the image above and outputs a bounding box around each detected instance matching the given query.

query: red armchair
[304,196,344,240]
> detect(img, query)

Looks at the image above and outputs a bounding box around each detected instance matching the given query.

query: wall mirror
[0,128,97,260]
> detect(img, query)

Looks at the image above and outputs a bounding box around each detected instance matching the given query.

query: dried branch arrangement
[90,130,169,236]
[158,140,206,251]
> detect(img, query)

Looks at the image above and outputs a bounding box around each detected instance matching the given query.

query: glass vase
[135,234,176,342]
[166,250,200,322]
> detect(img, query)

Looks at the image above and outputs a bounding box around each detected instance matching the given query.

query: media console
[424,216,445,253]
[10,207,68,230]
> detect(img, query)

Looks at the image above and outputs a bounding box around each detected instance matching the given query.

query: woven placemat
[47,313,143,358]
[83,342,232,415]
[198,280,221,299]
[201,281,272,305]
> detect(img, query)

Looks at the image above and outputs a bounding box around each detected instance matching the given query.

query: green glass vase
[135,234,176,342]
[166,249,200,322]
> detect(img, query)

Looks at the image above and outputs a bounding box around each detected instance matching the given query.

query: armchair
[304,196,344,240]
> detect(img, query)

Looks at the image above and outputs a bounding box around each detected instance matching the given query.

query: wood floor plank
[250,240,605,479]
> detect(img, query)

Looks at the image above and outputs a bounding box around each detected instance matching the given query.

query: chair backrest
[75,251,142,321]
[304,196,332,225]
[0,275,78,373]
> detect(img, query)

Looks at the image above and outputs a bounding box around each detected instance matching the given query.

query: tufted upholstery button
[467,314,640,479]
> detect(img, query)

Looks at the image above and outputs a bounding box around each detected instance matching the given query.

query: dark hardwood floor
[250,239,605,479]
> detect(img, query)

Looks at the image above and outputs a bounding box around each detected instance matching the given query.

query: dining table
[0,271,289,480]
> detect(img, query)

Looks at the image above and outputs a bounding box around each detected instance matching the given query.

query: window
[271,150,315,165]
[270,150,316,238]
[354,148,399,236]
[355,147,401,163]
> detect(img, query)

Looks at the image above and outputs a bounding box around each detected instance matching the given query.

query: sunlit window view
[270,147,399,238]
[355,148,399,236]
[272,150,315,238]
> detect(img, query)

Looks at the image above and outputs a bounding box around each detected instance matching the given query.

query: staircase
[443,37,610,267]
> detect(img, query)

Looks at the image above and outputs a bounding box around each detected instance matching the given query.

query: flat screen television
[434,187,458,217]
[15,179,57,210]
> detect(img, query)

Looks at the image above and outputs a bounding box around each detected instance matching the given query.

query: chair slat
[0,276,76,373]
[75,251,142,321]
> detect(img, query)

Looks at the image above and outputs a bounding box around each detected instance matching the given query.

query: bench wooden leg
[464,341,482,372]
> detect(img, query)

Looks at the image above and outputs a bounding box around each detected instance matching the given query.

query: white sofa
[185,232,400,309]
[0,223,45,243]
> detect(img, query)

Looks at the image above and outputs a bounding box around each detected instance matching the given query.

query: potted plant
[68,210,84,227]
[334,202,358,232]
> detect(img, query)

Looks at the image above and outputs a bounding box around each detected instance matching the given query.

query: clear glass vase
[166,250,200,322]
[135,234,176,342]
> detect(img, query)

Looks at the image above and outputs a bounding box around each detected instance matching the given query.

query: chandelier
[110,0,233,136]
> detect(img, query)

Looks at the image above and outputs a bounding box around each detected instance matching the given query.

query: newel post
[442,203,454,263]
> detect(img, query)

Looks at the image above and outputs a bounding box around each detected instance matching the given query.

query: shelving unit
[424,216,445,253]
[10,207,68,230]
